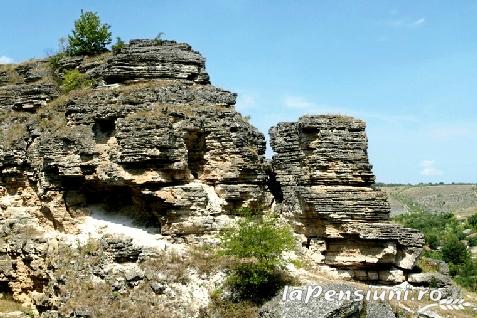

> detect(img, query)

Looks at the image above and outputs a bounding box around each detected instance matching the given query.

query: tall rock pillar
[270,115,423,283]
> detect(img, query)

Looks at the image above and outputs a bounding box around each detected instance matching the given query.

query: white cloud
[283,96,351,116]
[386,17,426,28]
[284,96,316,109]
[0,56,14,64]
[429,126,472,141]
[412,18,426,26]
[420,160,443,176]
[282,96,418,124]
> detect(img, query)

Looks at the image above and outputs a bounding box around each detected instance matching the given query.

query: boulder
[260,284,363,318]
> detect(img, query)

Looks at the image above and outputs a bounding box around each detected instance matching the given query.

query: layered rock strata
[0,40,269,238]
[0,38,424,310]
[270,115,424,283]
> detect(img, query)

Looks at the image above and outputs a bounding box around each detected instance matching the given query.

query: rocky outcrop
[1,39,269,240]
[54,39,210,84]
[270,115,424,283]
[0,61,58,112]
[99,39,210,84]
[0,38,426,313]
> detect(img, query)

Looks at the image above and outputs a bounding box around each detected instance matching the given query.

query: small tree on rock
[67,10,112,56]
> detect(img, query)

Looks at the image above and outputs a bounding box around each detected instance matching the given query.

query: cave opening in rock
[184,129,207,179]
[76,184,162,234]
[93,118,116,144]
[0,281,11,294]
[0,281,17,303]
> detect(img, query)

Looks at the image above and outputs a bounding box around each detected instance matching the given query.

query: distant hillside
[380,184,477,217]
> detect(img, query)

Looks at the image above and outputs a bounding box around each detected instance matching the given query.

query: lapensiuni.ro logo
[281,285,477,313]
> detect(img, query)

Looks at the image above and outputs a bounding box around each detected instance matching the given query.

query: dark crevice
[183,129,207,179]
[79,183,162,232]
[93,118,116,143]
[0,281,12,294]
[40,205,64,231]
[265,165,283,203]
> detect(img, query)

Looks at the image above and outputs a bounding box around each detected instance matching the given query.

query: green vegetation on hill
[394,211,477,291]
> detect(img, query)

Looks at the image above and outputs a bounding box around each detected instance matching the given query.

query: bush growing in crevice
[48,51,67,75]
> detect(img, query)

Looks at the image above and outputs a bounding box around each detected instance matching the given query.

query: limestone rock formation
[0,61,59,112]
[270,115,424,283]
[0,38,426,314]
[1,39,269,238]
[0,40,272,310]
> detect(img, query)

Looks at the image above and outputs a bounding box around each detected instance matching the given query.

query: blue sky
[1,1,476,184]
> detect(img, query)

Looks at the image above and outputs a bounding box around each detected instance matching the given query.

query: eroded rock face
[0,39,425,311]
[0,40,272,310]
[0,61,58,112]
[270,115,424,283]
[99,39,210,84]
[1,40,269,239]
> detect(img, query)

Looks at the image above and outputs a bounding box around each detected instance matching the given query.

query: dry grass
[44,240,207,318]
[188,243,230,275]
[0,64,22,85]
[0,110,30,149]
[56,276,179,318]
[140,250,190,284]
[382,184,477,217]
[82,52,112,64]
[0,298,26,313]
[202,297,259,318]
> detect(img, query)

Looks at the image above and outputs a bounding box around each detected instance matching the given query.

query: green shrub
[61,69,91,92]
[423,249,442,260]
[468,213,477,228]
[394,210,477,292]
[67,10,112,56]
[441,235,470,265]
[112,37,125,54]
[452,260,477,291]
[393,211,458,249]
[220,211,295,302]
[468,235,477,247]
